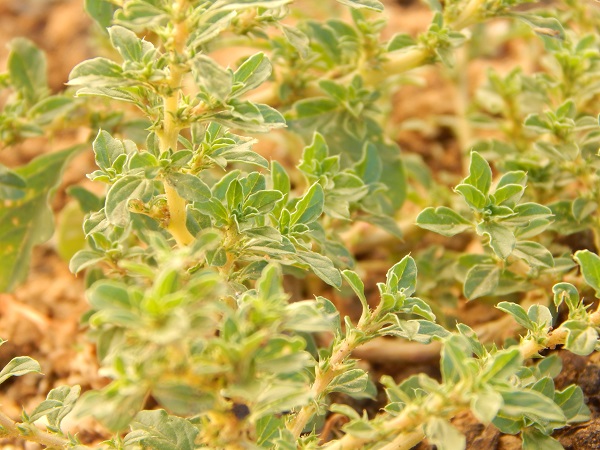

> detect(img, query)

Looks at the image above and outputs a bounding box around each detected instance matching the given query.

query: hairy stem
[158,0,194,247]
[323,309,600,449]
[288,335,360,437]
[0,411,75,449]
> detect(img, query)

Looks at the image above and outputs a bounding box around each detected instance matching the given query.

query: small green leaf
[464,264,500,300]
[295,251,341,288]
[492,183,525,208]
[480,348,523,383]
[105,176,153,226]
[167,173,211,203]
[0,164,26,200]
[244,190,284,214]
[441,335,472,384]
[342,270,369,313]
[387,33,416,51]
[271,161,290,197]
[497,302,534,330]
[68,57,124,86]
[572,198,597,222]
[386,255,417,296]
[109,25,155,62]
[574,250,600,297]
[336,0,384,11]
[290,183,324,225]
[192,55,232,103]
[0,146,82,292]
[232,53,272,97]
[8,38,48,105]
[415,206,473,237]
[327,369,369,396]
[125,409,199,450]
[527,305,553,329]
[425,417,466,450]
[513,241,554,268]
[92,130,128,171]
[342,419,378,440]
[464,151,492,196]
[496,388,566,426]
[294,98,338,118]
[69,250,105,274]
[0,357,41,385]
[521,428,564,450]
[85,0,118,29]
[455,184,487,210]
[562,321,598,356]
[471,389,503,424]
[552,282,579,310]
[477,222,515,259]
[27,400,63,423]
[513,12,565,39]
[555,385,590,423]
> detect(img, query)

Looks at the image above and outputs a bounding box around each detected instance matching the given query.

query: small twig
[0,411,72,449]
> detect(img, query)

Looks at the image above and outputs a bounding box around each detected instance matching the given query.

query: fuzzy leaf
[574,250,600,297]
[464,264,500,300]
[336,0,384,11]
[167,173,211,203]
[455,184,487,210]
[425,418,466,450]
[464,151,492,195]
[192,55,232,103]
[415,206,473,237]
[497,302,533,330]
[513,241,554,268]
[232,53,272,97]
[386,255,417,296]
[105,176,153,226]
[290,183,324,225]
[0,357,41,385]
[562,321,598,356]
[125,409,199,450]
[342,270,369,313]
[296,251,341,288]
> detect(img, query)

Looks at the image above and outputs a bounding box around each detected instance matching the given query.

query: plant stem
[287,335,359,438]
[452,0,486,30]
[323,309,600,449]
[0,411,75,449]
[158,0,195,247]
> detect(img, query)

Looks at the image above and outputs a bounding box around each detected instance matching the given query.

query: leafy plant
[1,0,600,449]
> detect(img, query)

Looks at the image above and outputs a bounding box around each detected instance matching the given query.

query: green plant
[1,0,600,449]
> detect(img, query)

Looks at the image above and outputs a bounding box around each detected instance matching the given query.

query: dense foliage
[1,0,600,448]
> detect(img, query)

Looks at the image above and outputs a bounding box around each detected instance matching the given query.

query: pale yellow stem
[158,0,195,247]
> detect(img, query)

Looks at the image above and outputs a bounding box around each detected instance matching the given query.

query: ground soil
[0,1,599,449]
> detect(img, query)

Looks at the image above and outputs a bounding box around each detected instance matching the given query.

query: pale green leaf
[425,418,466,450]
[0,357,41,385]
[290,183,324,225]
[8,38,48,105]
[415,206,473,237]
[336,0,384,11]
[464,151,492,195]
[574,250,600,297]
[464,264,500,300]
[0,146,82,292]
[167,172,211,203]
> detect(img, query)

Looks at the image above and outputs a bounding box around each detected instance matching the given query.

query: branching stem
[0,411,77,449]
[158,0,194,247]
